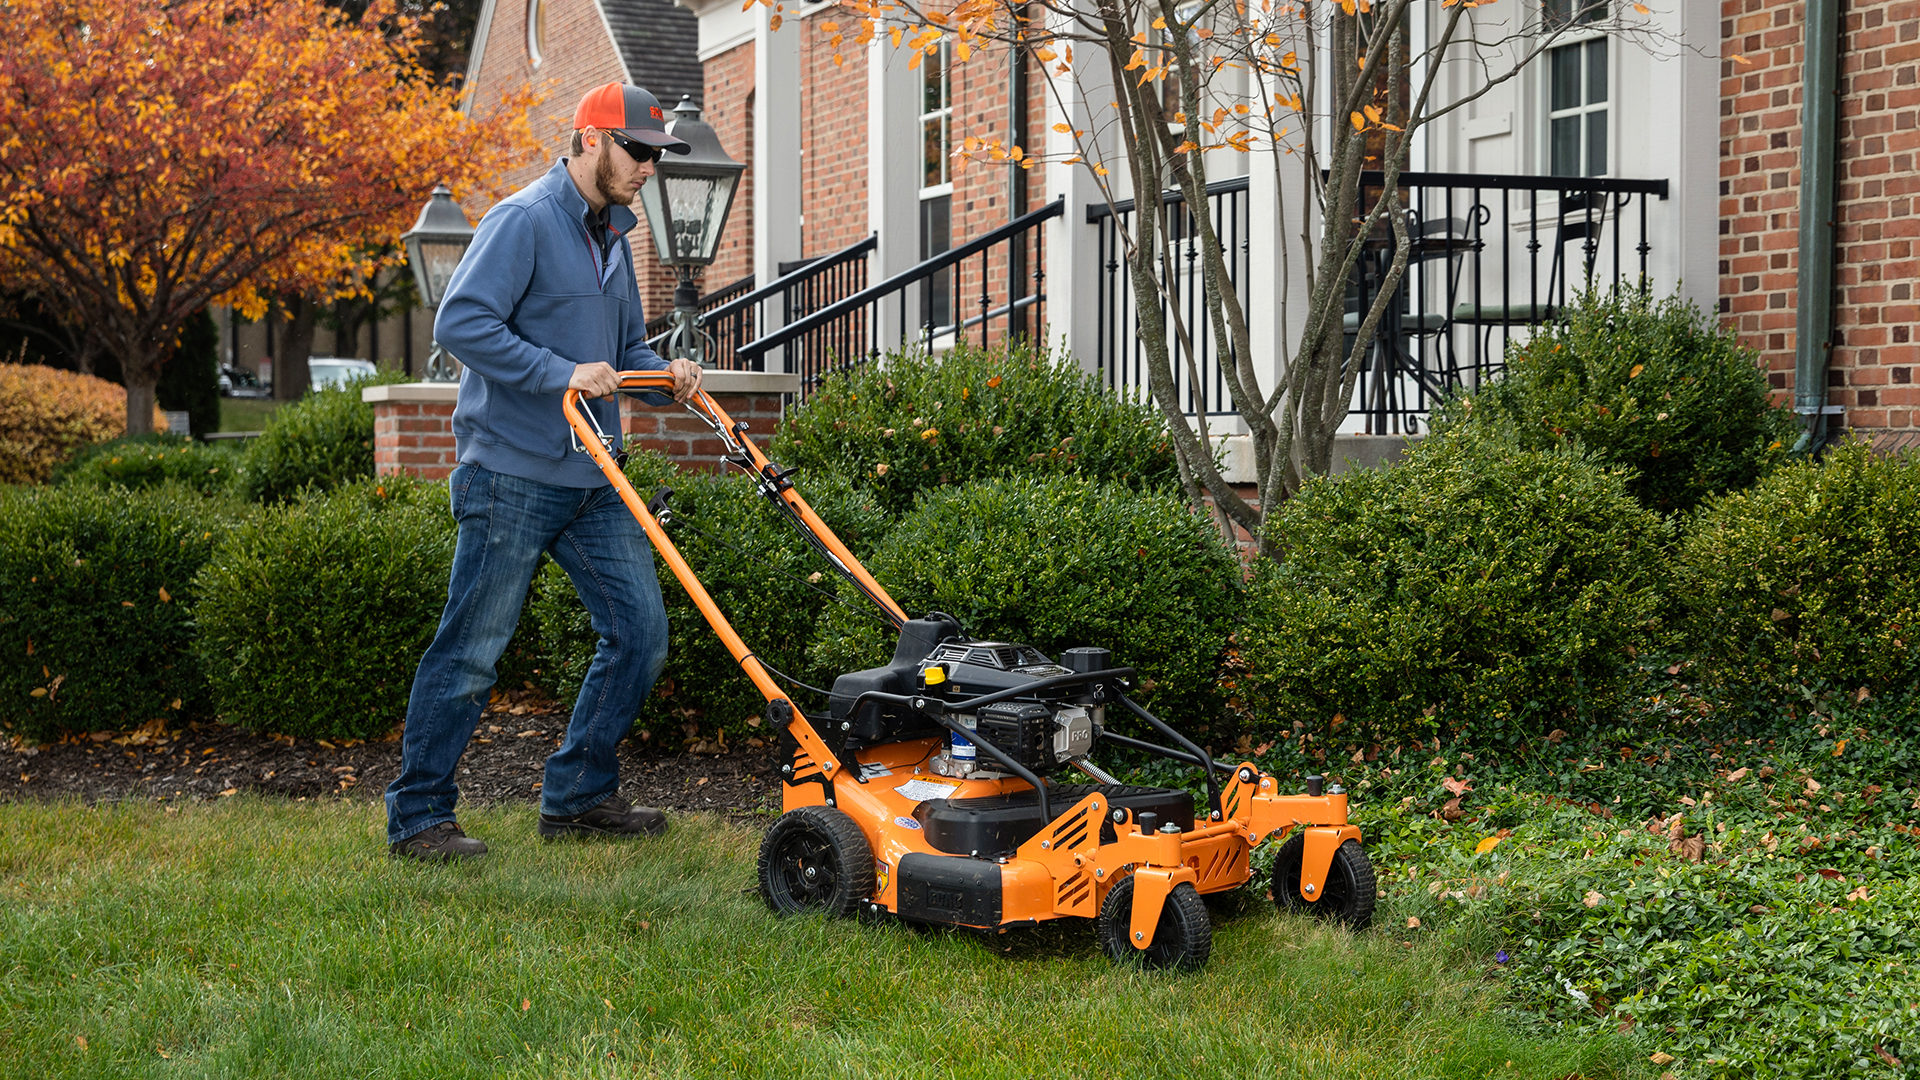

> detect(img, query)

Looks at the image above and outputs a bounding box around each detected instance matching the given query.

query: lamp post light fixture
[636,96,747,368]
[401,183,477,382]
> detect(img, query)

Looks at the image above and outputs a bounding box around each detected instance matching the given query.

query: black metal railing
[737,198,1062,390]
[646,235,876,372]
[1089,171,1670,432]
[1089,175,1250,418]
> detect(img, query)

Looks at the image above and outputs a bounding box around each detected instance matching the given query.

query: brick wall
[622,390,788,469]
[703,42,757,292]
[800,9,870,258]
[464,0,685,323]
[1720,0,1920,443]
[368,386,461,480]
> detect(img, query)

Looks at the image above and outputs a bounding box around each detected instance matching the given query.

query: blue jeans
[385,463,668,844]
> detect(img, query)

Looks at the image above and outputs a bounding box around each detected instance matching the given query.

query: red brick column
[364,383,459,480]
[623,371,800,471]
[368,373,801,481]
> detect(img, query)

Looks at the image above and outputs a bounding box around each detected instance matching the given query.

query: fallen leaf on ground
[1441,776,1472,796]
[521,999,530,1012]
[1406,916,1420,929]
[1650,1052,1675,1065]
[1847,886,1871,902]
[1583,890,1605,908]
[1670,835,1705,862]
[1475,835,1503,855]
[1726,767,1750,782]
[1439,797,1464,822]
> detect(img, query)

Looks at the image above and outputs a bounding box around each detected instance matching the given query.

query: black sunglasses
[606,130,660,165]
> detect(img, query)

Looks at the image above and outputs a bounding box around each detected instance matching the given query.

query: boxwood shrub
[193,476,456,739]
[237,370,408,504]
[0,483,235,742]
[530,452,892,744]
[1677,442,1920,693]
[1238,428,1670,751]
[808,475,1242,734]
[769,342,1181,516]
[1432,289,1795,513]
[54,433,240,496]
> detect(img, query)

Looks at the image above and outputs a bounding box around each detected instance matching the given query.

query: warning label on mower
[892,778,962,803]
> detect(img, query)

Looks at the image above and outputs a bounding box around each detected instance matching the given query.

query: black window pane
[1587,38,1608,103]
[923,48,943,113]
[1586,109,1608,176]
[1544,0,1571,29]
[1551,46,1580,112]
[920,195,951,328]
[1581,0,1605,23]
[1551,115,1582,175]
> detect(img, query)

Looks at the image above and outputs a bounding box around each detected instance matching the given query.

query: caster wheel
[1271,833,1376,930]
[1096,875,1212,972]
[758,806,873,918]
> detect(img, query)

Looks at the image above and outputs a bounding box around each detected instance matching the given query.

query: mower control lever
[647,487,675,526]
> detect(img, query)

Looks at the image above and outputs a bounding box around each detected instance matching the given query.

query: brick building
[440,0,1920,455]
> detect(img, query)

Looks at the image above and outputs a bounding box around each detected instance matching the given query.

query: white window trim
[1543,31,1611,178]
[525,0,544,68]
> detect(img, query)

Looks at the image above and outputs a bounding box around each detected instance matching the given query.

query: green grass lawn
[217,396,280,433]
[0,799,1638,1080]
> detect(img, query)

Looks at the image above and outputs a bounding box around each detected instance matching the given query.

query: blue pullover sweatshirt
[435,158,668,488]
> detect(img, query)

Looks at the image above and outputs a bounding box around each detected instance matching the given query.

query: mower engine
[917,642,1106,779]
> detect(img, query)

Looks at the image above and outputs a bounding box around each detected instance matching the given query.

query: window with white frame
[920,40,953,328]
[1544,0,1607,176]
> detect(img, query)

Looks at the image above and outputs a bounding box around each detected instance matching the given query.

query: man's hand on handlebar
[569,359,701,403]
[666,358,702,403]
[567,361,621,400]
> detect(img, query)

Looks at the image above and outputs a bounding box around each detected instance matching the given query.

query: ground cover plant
[1151,673,1920,1080]
[0,798,1638,1080]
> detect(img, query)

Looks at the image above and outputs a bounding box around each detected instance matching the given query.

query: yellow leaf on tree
[1053,123,1072,133]
[768,12,782,31]
[1152,15,1167,27]
[1034,46,1057,61]
[1350,111,1366,130]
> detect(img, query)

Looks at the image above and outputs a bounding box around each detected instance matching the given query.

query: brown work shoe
[390,820,488,862]
[539,794,669,839]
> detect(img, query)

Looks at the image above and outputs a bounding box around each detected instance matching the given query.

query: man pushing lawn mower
[384,82,704,862]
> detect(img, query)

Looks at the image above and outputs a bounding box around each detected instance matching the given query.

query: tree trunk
[275,296,317,401]
[123,356,160,435]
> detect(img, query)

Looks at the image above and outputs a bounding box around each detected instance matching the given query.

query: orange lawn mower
[563,373,1377,971]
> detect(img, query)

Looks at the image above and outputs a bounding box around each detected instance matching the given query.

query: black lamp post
[401,183,477,382]
[636,97,747,368]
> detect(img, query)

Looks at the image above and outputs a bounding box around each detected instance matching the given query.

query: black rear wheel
[1271,834,1376,930]
[1096,875,1212,972]
[758,806,874,918]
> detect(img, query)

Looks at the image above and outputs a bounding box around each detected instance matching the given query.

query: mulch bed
[1,690,783,822]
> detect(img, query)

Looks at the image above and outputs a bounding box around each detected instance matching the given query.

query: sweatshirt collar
[546,157,638,237]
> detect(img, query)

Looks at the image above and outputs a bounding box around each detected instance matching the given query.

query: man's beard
[594,149,633,207]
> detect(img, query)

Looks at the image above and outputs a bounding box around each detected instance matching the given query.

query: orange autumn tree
[0,0,541,432]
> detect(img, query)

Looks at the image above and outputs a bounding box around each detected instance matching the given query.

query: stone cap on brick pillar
[362,383,461,405]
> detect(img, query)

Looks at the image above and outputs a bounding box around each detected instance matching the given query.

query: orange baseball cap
[573,83,691,154]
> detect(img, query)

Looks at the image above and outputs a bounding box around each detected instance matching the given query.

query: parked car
[218,363,269,398]
[308,357,379,391]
